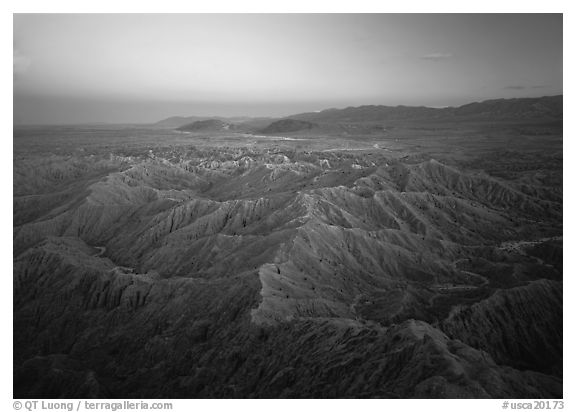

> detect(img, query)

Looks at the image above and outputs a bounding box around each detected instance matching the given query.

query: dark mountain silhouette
[453,95,562,119]
[289,96,562,123]
[259,119,317,134]
[177,119,235,132]
[155,116,273,129]
[155,116,215,128]
[155,96,562,134]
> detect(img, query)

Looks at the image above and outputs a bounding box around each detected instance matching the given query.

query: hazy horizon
[12,93,564,126]
[14,13,563,125]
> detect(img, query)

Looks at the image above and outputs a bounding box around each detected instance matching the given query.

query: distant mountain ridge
[154,115,272,128]
[259,119,317,134]
[453,95,562,118]
[154,95,562,132]
[176,119,235,132]
[288,96,562,123]
[155,116,214,128]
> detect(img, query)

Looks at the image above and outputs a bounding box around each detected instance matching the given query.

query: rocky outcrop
[440,280,562,377]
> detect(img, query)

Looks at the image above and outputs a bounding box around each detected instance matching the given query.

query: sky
[13,13,563,124]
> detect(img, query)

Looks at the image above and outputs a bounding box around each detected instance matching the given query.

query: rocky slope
[13,134,562,398]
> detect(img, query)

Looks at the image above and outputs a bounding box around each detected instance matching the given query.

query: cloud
[531,85,549,89]
[13,49,31,79]
[503,85,526,90]
[421,52,453,62]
